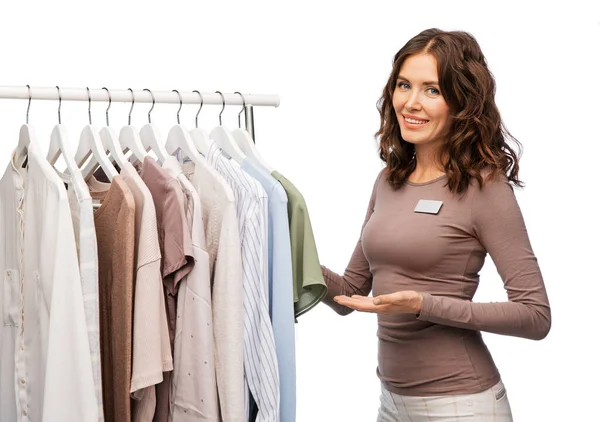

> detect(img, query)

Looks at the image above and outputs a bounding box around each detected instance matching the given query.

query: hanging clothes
[0,94,326,422]
[241,156,296,422]
[92,162,174,422]
[125,159,173,422]
[138,157,195,422]
[0,139,98,422]
[270,171,328,317]
[181,158,245,422]
[162,156,219,422]
[88,175,136,422]
[206,142,280,422]
[58,157,105,422]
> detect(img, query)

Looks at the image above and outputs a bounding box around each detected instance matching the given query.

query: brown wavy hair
[375,28,523,194]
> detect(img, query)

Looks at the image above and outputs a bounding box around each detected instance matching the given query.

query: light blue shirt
[242,156,296,422]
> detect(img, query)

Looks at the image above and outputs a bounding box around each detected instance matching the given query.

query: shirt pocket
[3,269,20,327]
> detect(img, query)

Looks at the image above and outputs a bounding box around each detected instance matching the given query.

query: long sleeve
[43,190,98,421]
[213,203,245,422]
[417,175,551,340]
[320,171,383,316]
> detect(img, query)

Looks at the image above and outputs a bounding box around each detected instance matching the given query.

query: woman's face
[393,53,452,152]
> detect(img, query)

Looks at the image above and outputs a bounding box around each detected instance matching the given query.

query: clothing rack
[0,85,281,140]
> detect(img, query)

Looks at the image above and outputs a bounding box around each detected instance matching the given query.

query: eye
[397,82,409,89]
[427,87,440,95]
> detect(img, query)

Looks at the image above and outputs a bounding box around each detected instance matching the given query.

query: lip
[401,114,429,129]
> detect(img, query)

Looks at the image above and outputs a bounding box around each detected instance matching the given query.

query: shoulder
[469,168,518,215]
[374,167,389,187]
[469,167,512,192]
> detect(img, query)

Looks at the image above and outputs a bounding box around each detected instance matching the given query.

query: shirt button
[20,378,26,385]
[6,270,10,276]
[23,409,28,416]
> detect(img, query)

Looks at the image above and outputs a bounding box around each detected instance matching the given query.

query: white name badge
[414,199,443,214]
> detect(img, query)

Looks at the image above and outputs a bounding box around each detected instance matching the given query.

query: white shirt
[0,136,97,422]
[59,164,104,422]
[206,143,280,422]
[163,157,219,422]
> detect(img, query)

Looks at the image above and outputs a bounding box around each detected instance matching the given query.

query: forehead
[398,53,439,81]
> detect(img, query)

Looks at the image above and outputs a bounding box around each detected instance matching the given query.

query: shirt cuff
[416,292,434,320]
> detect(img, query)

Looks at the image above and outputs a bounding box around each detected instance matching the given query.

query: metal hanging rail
[0,85,280,140]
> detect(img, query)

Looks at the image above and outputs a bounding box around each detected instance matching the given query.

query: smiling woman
[319,28,551,422]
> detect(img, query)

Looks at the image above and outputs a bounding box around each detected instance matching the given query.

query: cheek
[392,91,404,112]
[428,102,451,123]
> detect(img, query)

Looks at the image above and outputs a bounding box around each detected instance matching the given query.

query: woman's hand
[333,291,423,315]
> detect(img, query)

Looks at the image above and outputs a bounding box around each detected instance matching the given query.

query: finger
[350,295,374,302]
[335,295,371,303]
[373,292,405,305]
[335,297,377,312]
[373,294,392,305]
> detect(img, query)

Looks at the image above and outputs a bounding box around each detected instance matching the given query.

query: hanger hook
[86,87,92,124]
[192,90,204,129]
[172,89,182,125]
[143,88,155,124]
[128,88,135,126]
[215,91,225,126]
[234,91,246,129]
[102,87,112,126]
[55,86,62,124]
[26,84,32,124]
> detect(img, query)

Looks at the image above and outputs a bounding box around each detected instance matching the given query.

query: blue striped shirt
[207,143,280,422]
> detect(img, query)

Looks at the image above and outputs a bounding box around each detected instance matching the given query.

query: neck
[413,145,445,178]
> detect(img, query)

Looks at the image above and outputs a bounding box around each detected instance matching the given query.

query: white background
[1,1,599,420]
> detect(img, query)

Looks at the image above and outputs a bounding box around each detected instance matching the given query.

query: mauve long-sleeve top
[321,168,551,396]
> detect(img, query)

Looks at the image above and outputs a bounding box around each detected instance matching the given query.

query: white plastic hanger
[15,85,37,168]
[230,91,274,172]
[74,88,118,181]
[95,87,128,170]
[164,90,207,165]
[209,91,247,164]
[188,90,213,156]
[45,86,81,177]
[139,88,168,163]
[118,88,148,164]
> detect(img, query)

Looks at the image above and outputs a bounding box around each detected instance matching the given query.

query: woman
[320,28,551,421]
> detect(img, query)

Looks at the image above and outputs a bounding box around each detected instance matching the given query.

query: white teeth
[405,117,428,124]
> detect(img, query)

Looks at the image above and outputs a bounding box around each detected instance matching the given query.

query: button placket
[16,178,29,422]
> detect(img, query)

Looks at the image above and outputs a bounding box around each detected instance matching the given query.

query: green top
[271,170,327,318]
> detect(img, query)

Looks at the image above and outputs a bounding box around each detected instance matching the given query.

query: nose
[404,89,422,111]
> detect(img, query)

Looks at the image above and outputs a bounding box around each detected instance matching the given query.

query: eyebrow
[397,75,439,85]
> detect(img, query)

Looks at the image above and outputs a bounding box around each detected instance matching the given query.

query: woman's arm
[417,174,551,340]
[320,170,385,315]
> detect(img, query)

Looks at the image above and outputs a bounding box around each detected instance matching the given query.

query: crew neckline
[405,174,447,186]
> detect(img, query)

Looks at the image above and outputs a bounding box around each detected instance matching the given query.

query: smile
[402,115,429,128]
[404,116,428,124]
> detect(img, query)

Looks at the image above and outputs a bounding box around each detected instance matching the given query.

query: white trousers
[377,380,513,421]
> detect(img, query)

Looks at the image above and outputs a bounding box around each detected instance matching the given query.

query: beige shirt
[182,159,245,422]
[125,163,175,422]
[89,175,136,422]
[139,157,195,422]
[92,163,174,422]
[163,157,219,422]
